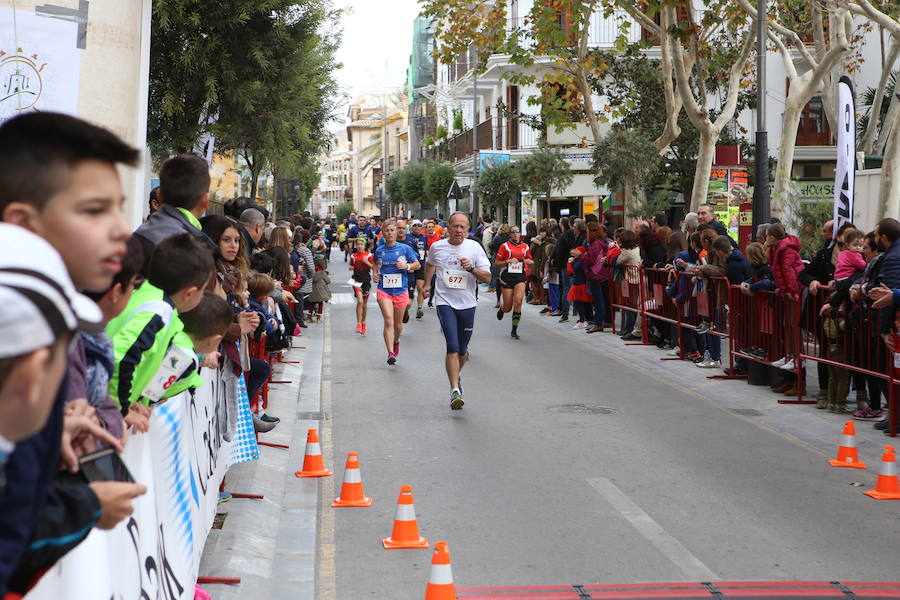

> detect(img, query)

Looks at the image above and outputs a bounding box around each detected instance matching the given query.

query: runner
[373,222,420,365]
[494,226,534,339]
[407,220,429,319]
[349,237,374,335]
[424,212,492,409]
[349,215,375,250]
[425,220,443,309]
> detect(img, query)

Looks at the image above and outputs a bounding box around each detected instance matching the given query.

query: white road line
[586,478,719,582]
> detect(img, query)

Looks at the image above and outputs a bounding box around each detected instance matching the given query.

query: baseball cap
[0,223,104,359]
[411,219,423,226]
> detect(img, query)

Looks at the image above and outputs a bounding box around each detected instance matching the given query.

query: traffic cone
[331,452,372,507]
[294,429,332,478]
[864,446,900,500]
[828,421,867,469]
[424,542,455,600]
[382,485,429,549]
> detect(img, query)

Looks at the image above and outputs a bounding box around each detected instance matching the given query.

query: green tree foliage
[398,162,427,206]
[150,0,342,199]
[515,145,574,202]
[476,162,521,210]
[592,126,661,214]
[386,171,404,205]
[423,161,456,207]
[335,199,354,222]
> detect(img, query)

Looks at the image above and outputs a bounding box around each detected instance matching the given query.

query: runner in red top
[349,237,374,335]
[494,226,534,339]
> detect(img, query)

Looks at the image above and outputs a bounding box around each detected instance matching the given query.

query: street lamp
[752,0,770,229]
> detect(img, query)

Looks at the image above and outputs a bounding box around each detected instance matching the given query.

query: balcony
[504,10,640,50]
[433,118,541,163]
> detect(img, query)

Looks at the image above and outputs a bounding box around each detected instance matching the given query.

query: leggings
[436,304,476,356]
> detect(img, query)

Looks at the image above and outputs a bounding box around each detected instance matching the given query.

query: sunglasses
[510,230,520,233]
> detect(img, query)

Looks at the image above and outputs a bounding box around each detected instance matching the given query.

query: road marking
[316,316,336,600]
[586,478,718,582]
[330,293,356,305]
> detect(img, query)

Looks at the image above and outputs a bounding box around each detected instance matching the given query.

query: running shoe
[572,321,585,330]
[218,492,232,504]
[497,308,504,320]
[361,323,367,335]
[696,358,721,369]
[511,330,520,339]
[450,389,464,410]
[853,408,882,421]
[355,324,362,334]
[387,353,396,365]
[694,320,711,334]
[540,308,551,314]
[558,315,570,323]
[260,413,280,423]
[458,376,464,397]
[402,308,410,323]
[393,342,400,356]
[416,308,424,319]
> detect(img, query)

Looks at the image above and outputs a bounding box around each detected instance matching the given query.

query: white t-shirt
[426,238,491,310]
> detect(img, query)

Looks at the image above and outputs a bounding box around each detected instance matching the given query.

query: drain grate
[212,513,227,530]
[731,408,764,416]
[549,404,618,415]
[297,411,327,420]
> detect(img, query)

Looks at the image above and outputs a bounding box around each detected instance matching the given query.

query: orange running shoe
[361,323,367,335]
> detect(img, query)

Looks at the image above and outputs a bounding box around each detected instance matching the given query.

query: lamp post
[752,0,770,229]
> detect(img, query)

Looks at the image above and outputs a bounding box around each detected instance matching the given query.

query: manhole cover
[549,404,618,415]
[731,408,764,416]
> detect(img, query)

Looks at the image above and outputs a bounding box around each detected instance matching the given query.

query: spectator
[148,186,160,217]
[106,234,213,416]
[639,230,667,268]
[307,259,332,322]
[529,227,553,306]
[633,220,650,234]
[81,236,146,441]
[134,154,217,274]
[652,212,668,232]
[482,222,498,250]
[697,203,738,247]
[0,113,143,597]
[237,208,266,257]
[580,222,610,334]
[683,212,699,235]
[552,218,585,322]
[566,245,593,328]
[292,229,315,326]
[767,223,805,380]
[755,223,770,244]
[268,226,293,255]
[616,230,642,340]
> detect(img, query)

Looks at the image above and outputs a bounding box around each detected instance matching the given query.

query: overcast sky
[331,0,423,131]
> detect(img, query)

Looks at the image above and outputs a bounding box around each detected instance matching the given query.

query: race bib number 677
[444,269,467,289]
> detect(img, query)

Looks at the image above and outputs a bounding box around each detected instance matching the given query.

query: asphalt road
[323,272,900,599]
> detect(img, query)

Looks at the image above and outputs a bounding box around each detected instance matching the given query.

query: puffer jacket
[768,235,804,296]
[582,238,610,282]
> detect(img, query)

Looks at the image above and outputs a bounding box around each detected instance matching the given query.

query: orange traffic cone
[332,452,372,507]
[829,421,867,469]
[864,446,900,500]
[382,485,429,549]
[424,542,456,600]
[295,429,332,478]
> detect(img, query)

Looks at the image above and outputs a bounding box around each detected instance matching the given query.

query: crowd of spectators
[0,112,341,597]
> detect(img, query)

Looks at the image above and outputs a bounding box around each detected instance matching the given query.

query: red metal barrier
[608,264,899,419]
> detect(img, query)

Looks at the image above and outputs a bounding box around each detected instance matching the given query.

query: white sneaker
[779,358,804,370]
[697,359,722,369]
[770,356,788,368]
[572,322,585,330]
[668,348,682,357]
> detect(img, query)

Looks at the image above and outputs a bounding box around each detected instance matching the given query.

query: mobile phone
[78,448,135,483]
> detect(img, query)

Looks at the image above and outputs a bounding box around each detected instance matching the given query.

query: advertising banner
[832,76,855,238]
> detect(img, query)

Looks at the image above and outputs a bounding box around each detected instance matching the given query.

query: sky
[330,0,423,132]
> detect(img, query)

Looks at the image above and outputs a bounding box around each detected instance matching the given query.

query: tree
[476,162,521,221]
[150,1,342,199]
[738,0,851,216]
[592,126,662,218]
[335,199,354,221]
[398,162,427,207]
[423,161,457,208]
[421,0,609,146]
[385,171,404,206]
[516,145,574,203]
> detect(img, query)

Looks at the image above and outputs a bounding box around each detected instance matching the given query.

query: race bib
[141,344,195,402]
[508,262,523,274]
[383,273,402,289]
[443,269,467,289]
[418,248,425,260]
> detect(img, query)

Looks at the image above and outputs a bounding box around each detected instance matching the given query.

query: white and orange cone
[332,452,372,507]
[294,429,332,478]
[864,446,900,500]
[829,421,867,468]
[383,484,429,549]
[424,542,456,600]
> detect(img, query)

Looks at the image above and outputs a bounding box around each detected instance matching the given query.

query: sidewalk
[198,320,327,600]
[501,290,893,465]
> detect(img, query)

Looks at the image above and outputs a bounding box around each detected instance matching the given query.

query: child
[350,237,374,334]
[82,236,145,438]
[106,233,214,416]
[567,246,593,329]
[247,272,288,350]
[834,228,867,282]
[162,292,234,400]
[307,258,331,322]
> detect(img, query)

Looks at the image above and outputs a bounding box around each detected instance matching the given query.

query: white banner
[833,76,856,238]
[24,369,259,600]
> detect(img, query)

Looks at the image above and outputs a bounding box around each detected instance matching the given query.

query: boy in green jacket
[106,233,213,420]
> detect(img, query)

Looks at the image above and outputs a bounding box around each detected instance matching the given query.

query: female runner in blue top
[373,221,420,365]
